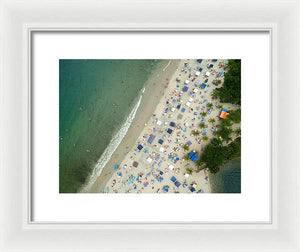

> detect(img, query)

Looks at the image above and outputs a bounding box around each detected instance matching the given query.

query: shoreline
[103,59,212,193]
[88,59,240,194]
[88,60,181,193]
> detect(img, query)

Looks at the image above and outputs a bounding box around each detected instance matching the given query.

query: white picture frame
[0,0,299,251]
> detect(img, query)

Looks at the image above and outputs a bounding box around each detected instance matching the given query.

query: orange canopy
[220,111,229,119]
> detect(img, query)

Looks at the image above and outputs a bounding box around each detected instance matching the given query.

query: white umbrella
[169,165,175,170]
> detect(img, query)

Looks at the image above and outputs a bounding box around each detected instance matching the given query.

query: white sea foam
[163,60,171,71]
[80,87,146,193]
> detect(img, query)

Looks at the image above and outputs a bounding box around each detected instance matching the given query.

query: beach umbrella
[171,176,177,182]
[175,181,181,187]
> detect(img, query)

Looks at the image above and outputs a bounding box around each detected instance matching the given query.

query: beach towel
[167,128,173,134]
[175,181,181,187]
[148,134,155,144]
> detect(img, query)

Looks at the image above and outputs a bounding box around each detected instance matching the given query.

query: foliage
[186,167,193,175]
[208,118,216,124]
[183,144,190,151]
[217,126,232,143]
[196,159,204,167]
[203,136,209,141]
[200,112,207,117]
[221,119,232,127]
[199,123,206,129]
[213,79,222,86]
[228,108,241,123]
[214,60,241,105]
[207,103,214,109]
[235,127,241,136]
[211,138,223,146]
[199,137,241,174]
[193,130,200,136]
[184,154,191,161]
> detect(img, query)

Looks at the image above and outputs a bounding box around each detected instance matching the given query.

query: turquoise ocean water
[209,158,241,193]
[59,59,164,193]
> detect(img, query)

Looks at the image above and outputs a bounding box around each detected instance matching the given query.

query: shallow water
[59,59,166,193]
[209,158,241,193]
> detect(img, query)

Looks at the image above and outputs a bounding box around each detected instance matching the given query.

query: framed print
[0,0,299,251]
[31,32,270,223]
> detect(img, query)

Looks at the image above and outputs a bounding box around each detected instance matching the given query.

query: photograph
[59,59,241,194]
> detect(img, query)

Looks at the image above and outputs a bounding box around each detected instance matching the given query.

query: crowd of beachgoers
[102,59,239,193]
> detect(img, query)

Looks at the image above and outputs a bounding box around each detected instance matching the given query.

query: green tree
[203,136,209,141]
[183,144,190,151]
[235,127,241,136]
[217,126,232,143]
[193,130,200,136]
[186,167,193,175]
[199,137,241,174]
[211,137,223,146]
[199,123,206,129]
[212,131,219,136]
[196,159,204,167]
[200,112,207,117]
[184,154,191,161]
[207,103,214,109]
[208,118,216,124]
[228,108,241,123]
[221,119,232,127]
[214,60,241,105]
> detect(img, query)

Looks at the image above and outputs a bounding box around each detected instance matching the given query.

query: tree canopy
[228,108,241,123]
[215,60,241,105]
[199,137,241,173]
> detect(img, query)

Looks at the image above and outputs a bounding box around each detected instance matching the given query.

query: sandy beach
[88,60,181,192]
[89,59,240,193]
